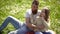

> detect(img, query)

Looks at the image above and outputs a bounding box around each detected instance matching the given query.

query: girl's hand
[38,25,45,29]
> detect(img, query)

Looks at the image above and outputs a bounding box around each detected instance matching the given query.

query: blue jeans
[0,16,23,31]
[0,16,53,34]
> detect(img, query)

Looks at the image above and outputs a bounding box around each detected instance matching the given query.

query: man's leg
[9,24,32,34]
[35,31,43,34]
[0,16,24,31]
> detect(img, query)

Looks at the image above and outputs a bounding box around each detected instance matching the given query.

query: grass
[0,0,60,34]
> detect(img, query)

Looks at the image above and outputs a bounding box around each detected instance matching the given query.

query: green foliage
[0,0,60,34]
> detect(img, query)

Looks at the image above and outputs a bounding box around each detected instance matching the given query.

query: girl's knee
[47,30,56,34]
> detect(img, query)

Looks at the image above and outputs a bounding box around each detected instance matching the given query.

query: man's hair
[32,0,39,5]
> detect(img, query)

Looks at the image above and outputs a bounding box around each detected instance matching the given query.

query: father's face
[32,4,38,14]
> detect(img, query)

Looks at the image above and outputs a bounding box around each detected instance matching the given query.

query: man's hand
[26,17,38,30]
[31,24,38,30]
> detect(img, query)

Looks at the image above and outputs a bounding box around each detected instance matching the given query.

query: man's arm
[26,17,37,30]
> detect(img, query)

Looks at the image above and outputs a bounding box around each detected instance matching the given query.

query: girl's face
[40,10,45,17]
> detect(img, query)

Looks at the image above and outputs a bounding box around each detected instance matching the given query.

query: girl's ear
[39,12,42,17]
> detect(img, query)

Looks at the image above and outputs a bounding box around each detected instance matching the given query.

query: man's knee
[7,16,17,21]
[6,16,12,20]
[7,16,14,19]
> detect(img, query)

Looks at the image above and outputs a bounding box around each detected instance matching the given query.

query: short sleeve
[25,9,31,18]
[25,12,30,18]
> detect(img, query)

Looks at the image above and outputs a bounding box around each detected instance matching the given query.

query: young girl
[34,8,49,32]
[34,7,56,34]
[30,7,50,32]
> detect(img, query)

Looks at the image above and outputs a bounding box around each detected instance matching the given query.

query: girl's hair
[43,7,50,22]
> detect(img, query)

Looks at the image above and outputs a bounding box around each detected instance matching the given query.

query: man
[16,0,43,34]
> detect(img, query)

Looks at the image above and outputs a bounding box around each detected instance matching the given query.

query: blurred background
[0,0,60,34]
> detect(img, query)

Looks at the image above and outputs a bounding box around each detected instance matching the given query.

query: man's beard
[32,10,37,15]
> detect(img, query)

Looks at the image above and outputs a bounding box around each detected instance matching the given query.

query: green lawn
[0,0,60,34]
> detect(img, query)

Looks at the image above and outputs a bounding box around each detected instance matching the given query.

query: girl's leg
[42,32,51,34]
[0,16,24,31]
[35,30,55,34]
[42,30,55,34]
